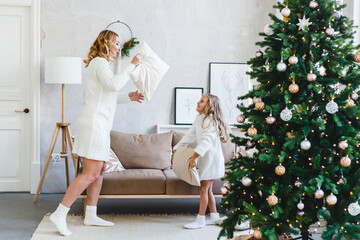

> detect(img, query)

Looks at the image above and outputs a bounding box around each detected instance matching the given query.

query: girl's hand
[189,152,199,168]
[131,54,143,66]
[171,150,176,161]
[129,90,144,103]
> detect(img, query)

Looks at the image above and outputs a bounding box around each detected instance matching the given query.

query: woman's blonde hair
[201,94,230,143]
[84,30,118,67]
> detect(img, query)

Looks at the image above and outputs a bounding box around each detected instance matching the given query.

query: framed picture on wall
[209,62,251,125]
[174,87,204,125]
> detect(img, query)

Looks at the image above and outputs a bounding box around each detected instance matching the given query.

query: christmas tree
[219,0,360,239]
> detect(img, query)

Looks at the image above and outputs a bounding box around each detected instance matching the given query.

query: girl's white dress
[173,114,225,180]
[72,57,135,161]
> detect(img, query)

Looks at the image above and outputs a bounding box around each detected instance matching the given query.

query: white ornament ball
[326,193,337,205]
[267,194,278,206]
[326,100,338,114]
[326,27,335,36]
[275,164,286,176]
[348,202,360,216]
[346,98,355,107]
[280,107,292,121]
[253,229,262,239]
[253,97,261,104]
[297,201,305,210]
[315,189,325,199]
[288,55,299,65]
[340,156,351,167]
[301,138,311,150]
[266,115,276,125]
[307,72,317,82]
[264,24,274,35]
[277,61,287,72]
[352,92,358,101]
[309,1,318,9]
[338,140,348,150]
[241,176,252,187]
[281,6,291,17]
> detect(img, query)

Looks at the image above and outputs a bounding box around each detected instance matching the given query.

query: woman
[50,30,143,236]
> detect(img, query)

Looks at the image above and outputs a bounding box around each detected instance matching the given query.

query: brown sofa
[79,130,234,206]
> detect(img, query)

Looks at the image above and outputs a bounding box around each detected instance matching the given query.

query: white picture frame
[174,87,204,125]
[209,62,251,125]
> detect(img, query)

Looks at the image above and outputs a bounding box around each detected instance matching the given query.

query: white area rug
[31,214,253,240]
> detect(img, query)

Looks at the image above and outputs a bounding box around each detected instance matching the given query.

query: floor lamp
[34,57,82,203]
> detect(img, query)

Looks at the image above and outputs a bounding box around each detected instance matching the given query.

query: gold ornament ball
[253,97,261,104]
[267,194,278,206]
[326,193,337,205]
[275,164,286,176]
[255,101,265,110]
[288,55,298,65]
[315,189,324,199]
[346,98,355,107]
[340,156,351,167]
[247,127,257,137]
[253,229,262,239]
[236,114,246,123]
[239,128,246,132]
[289,83,299,93]
[354,53,360,63]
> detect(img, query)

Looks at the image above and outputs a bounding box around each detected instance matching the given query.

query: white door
[0,5,30,191]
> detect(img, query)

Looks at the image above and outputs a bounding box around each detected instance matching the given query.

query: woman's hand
[189,152,199,168]
[129,90,144,103]
[131,54,143,66]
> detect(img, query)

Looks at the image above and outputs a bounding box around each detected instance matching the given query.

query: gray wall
[40,0,279,192]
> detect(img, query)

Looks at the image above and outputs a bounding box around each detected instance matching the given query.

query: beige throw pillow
[110,131,172,170]
[172,146,200,186]
[105,148,125,173]
[130,41,170,101]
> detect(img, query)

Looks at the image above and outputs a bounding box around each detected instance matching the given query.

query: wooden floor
[0,193,207,240]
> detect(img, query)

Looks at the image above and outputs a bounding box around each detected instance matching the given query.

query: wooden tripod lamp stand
[34,57,82,202]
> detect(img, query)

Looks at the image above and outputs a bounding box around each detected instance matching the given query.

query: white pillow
[105,148,125,173]
[172,146,200,186]
[130,41,170,101]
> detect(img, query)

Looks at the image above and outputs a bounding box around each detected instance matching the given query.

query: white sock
[49,203,72,236]
[206,212,220,225]
[84,205,114,226]
[184,214,206,229]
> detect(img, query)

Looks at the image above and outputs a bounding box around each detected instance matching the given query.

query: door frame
[0,0,41,193]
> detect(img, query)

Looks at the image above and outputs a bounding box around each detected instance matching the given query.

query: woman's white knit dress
[173,114,225,180]
[72,57,135,161]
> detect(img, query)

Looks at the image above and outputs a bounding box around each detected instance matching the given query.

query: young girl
[173,93,230,229]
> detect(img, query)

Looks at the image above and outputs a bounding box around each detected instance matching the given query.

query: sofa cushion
[163,169,224,195]
[110,131,172,170]
[100,169,166,195]
[171,130,235,163]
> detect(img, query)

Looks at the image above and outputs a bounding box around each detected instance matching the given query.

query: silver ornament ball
[301,138,311,150]
[326,100,339,114]
[297,201,305,210]
[277,62,287,72]
[280,107,292,121]
[241,176,252,187]
[348,202,360,216]
[309,1,318,9]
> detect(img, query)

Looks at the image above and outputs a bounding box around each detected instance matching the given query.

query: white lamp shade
[45,57,82,84]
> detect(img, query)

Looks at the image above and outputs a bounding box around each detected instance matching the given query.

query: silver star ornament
[297,15,312,31]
